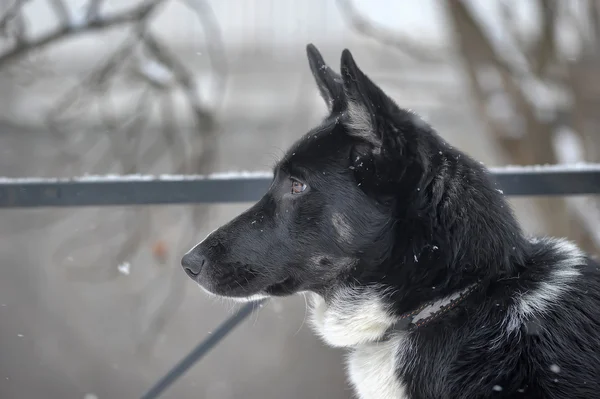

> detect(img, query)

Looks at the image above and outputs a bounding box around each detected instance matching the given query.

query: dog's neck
[308,283,478,347]
[386,282,479,333]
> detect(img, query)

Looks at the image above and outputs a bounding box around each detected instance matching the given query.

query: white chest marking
[347,336,411,399]
[308,287,410,398]
[308,286,397,347]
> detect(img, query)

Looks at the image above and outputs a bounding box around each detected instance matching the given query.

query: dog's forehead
[278,117,347,170]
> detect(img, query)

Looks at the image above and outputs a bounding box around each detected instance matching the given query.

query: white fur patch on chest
[347,336,411,399]
[308,286,397,347]
[308,287,410,398]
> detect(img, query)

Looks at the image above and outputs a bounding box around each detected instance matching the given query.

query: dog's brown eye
[291,179,307,194]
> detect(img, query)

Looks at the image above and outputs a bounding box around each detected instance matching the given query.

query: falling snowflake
[118,262,131,276]
[492,385,503,392]
[550,364,561,373]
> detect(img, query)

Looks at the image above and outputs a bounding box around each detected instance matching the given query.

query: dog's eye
[291,179,307,194]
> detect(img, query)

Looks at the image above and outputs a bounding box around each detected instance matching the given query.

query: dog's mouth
[201,271,301,299]
[264,276,300,296]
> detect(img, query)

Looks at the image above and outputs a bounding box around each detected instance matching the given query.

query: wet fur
[182,45,600,398]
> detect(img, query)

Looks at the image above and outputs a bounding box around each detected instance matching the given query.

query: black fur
[181,45,600,399]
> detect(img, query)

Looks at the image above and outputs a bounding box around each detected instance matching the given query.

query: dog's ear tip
[306,43,324,67]
[340,49,358,77]
[341,49,354,64]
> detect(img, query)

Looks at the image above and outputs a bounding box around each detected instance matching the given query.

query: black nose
[181,251,207,280]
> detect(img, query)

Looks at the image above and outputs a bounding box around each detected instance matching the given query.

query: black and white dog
[181,44,600,399]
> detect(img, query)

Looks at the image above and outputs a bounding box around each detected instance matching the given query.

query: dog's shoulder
[463,237,600,397]
[505,237,586,333]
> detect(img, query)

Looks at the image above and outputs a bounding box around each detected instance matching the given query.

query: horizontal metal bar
[1,165,600,208]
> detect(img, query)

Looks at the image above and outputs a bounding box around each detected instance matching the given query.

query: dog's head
[181,44,521,301]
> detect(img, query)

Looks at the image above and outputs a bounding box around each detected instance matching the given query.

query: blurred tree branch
[446,0,600,253]
[0,0,165,65]
[85,0,103,22]
[336,0,446,63]
[0,0,227,353]
[444,0,574,242]
[0,0,28,45]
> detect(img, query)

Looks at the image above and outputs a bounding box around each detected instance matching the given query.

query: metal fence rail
[2,165,600,208]
[2,164,600,399]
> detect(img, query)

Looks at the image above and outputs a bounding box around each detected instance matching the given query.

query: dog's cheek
[331,211,355,245]
[306,255,359,286]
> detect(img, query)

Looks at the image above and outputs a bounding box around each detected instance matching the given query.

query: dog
[181,44,600,399]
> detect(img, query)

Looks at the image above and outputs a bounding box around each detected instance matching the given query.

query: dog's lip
[264,276,300,296]
[195,273,299,298]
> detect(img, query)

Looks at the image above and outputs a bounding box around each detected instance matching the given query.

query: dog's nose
[181,251,207,280]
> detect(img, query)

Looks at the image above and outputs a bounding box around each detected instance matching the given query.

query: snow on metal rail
[1,165,600,208]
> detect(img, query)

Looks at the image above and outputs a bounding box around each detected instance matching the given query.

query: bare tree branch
[0,0,165,66]
[0,0,28,45]
[1,0,226,355]
[86,0,104,22]
[183,0,228,108]
[445,0,577,242]
[142,32,215,129]
[588,0,600,52]
[531,0,557,76]
[499,0,526,52]
[336,0,446,63]
[48,0,70,26]
[0,0,27,34]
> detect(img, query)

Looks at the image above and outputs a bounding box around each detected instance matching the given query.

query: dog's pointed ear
[340,49,397,149]
[306,44,345,113]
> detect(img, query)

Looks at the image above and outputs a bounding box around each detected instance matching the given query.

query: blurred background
[1,0,599,398]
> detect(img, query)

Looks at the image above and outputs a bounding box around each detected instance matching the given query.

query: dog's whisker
[293,292,309,337]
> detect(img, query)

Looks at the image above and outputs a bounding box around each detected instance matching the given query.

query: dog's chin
[263,276,301,296]
[198,276,301,301]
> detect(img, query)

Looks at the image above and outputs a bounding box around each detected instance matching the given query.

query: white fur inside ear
[308,286,396,347]
[346,101,381,147]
